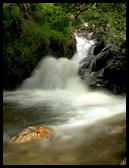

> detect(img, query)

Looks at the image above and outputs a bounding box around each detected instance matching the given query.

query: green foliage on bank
[3,3,126,90]
[3,3,74,89]
[56,3,126,53]
[81,3,126,49]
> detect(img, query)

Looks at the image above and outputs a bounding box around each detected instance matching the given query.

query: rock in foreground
[9,126,53,144]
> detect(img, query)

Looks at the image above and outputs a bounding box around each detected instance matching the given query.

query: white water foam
[3,34,126,136]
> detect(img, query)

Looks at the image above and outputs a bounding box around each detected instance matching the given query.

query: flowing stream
[3,34,126,165]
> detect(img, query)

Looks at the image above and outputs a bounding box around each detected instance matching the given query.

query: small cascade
[72,34,95,64]
[21,34,94,90]
[21,57,79,90]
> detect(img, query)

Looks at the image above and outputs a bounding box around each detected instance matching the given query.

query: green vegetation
[3,3,75,89]
[3,3,126,90]
[55,3,126,51]
[81,3,126,52]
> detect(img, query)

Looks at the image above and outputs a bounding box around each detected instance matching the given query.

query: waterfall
[21,57,79,90]
[3,33,126,165]
[21,34,94,90]
[3,33,126,134]
[72,34,95,63]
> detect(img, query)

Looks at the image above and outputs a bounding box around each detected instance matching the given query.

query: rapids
[3,34,126,165]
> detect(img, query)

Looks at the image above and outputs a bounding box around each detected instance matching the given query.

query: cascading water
[3,34,126,165]
[20,33,95,90]
[72,33,95,63]
[21,57,79,90]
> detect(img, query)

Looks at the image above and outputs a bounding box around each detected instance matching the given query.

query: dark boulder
[103,54,126,94]
[78,43,126,94]
[91,49,113,72]
[92,41,105,55]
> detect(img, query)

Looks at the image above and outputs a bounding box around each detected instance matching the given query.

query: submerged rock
[109,125,126,135]
[9,126,53,144]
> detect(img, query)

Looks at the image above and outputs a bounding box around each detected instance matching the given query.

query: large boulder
[78,42,126,94]
[9,126,53,144]
[92,41,105,55]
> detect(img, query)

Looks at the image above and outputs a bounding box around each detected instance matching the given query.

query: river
[3,34,126,165]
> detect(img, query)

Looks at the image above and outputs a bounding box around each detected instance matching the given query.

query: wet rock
[103,56,126,94]
[78,41,126,94]
[91,49,113,72]
[9,126,53,144]
[92,41,105,55]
